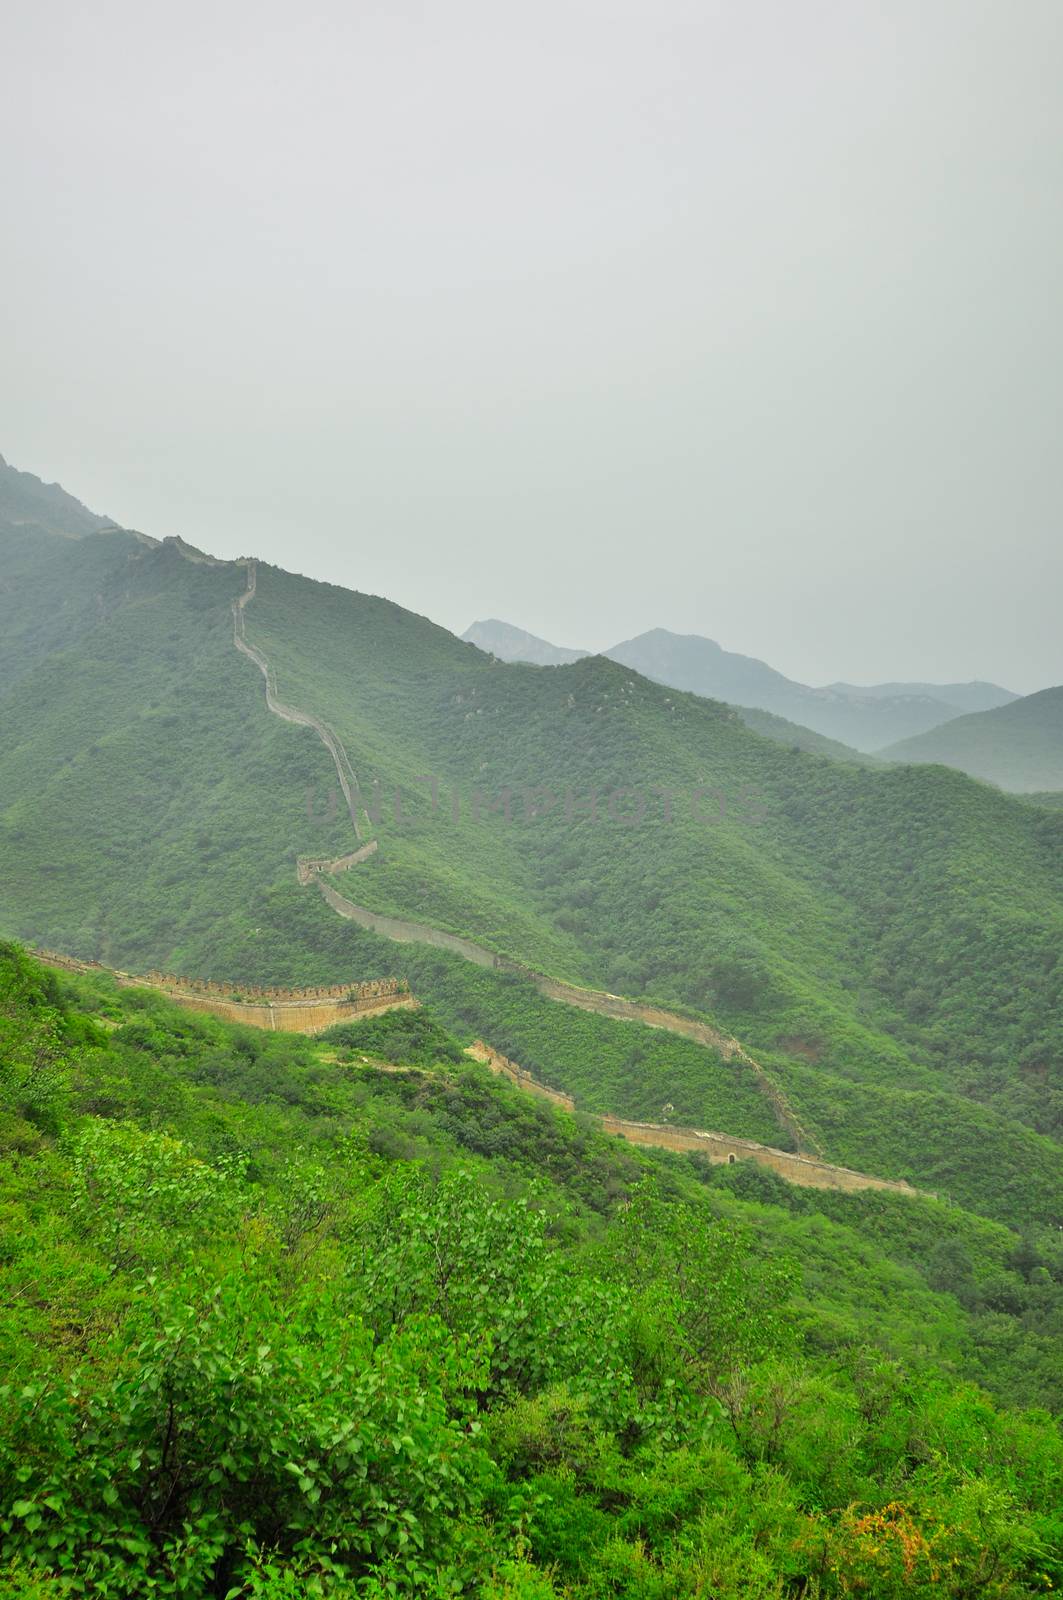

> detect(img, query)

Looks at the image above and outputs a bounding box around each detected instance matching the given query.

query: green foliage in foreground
[2,944,1063,1598]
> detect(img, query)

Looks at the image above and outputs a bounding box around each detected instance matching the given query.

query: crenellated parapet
[139,972,408,1004]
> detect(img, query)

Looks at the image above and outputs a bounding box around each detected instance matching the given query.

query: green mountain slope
[1,941,1062,1595]
[0,450,115,541]
[0,524,158,688]
[883,687,1063,793]
[1,503,1061,1238]
[243,560,1063,1131]
[0,538,352,965]
[463,622,876,760]
[1023,790,1063,812]
[730,704,877,763]
[464,617,1018,751]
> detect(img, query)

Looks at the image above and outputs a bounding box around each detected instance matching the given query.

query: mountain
[604,628,1017,751]
[0,450,116,541]
[882,687,1063,793]
[462,617,589,665]
[464,621,875,761]
[719,703,878,764]
[464,618,1018,751]
[3,454,1063,1588]
[1024,790,1063,811]
[1,460,1061,1244]
[829,679,1018,714]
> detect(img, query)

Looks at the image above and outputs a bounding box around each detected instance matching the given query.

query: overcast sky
[3,0,1061,692]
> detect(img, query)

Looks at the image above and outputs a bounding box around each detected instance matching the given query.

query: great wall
[460,1044,924,1196]
[34,949,415,1034]
[31,945,928,1197]
[231,562,364,838]
[54,545,918,1198]
[223,555,822,1153]
[310,879,819,1155]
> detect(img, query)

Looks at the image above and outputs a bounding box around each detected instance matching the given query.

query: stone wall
[159,989,417,1034]
[530,977,818,1155]
[316,880,502,968]
[32,949,415,1036]
[231,561,365,839]
[297,840,378,885]
[463,1024,926,1197]
[598,1115,923,1195]
[464,1041,576,1110]
[138,971,408,1004]
[34,949,927,1196]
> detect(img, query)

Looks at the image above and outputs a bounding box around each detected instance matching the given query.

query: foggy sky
[3,0,1061,693]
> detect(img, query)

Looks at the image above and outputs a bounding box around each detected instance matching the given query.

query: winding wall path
[33,944,924,1197]
[316,877,818,1155]
[225,554,819,1155]
[460,1043,925,1197]
[232,563,365,839]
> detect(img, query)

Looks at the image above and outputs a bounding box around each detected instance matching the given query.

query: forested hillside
[1,518,1061,1236]
[462,618,1018,750]
[4,0,1059,1588]
[2,941,1062,1597]
[601,627,1001,750]
[0,452,114,542]
[883,688,1063,794]
[464,621,879,761]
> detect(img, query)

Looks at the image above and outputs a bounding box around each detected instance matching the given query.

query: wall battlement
[31,950,414,1035]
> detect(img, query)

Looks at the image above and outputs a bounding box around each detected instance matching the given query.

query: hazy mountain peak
[466,615,1032,755]
[0,451,114,540]
[462,618,589,666]
[882,685,1063,792]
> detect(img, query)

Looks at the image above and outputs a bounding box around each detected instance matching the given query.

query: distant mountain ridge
[462,617,589,666]
[0,450,1030,769]
[462,618,1018,753]
[828,679,1018,713]
[882,687,1063,794]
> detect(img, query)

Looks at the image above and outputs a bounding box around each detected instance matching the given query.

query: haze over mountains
[1,450,1055,800]
[2,449,1061,1204]
[0,450,117,542]
[882,688,1063,795]
[463,618,1022,755]
[6,0,1063,1580]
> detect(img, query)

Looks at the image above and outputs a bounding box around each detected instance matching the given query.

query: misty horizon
[4,0,1062,695]
[6,442,1057,700]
